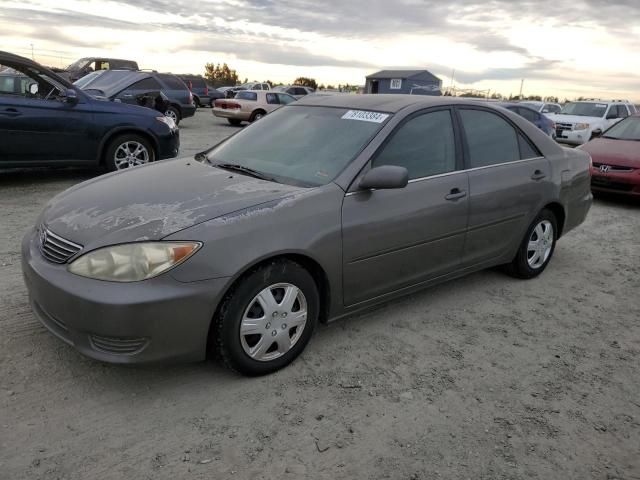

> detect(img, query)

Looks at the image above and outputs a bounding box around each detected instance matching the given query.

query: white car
[520,101,562,114]
[547,100,636,146]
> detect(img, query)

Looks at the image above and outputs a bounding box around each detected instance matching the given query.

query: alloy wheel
[239,283,308,362]
[527,220,554,269]
[113,141,150,170]
[165,109,178,122]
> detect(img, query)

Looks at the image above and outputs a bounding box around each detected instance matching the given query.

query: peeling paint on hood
[43,158,304,249]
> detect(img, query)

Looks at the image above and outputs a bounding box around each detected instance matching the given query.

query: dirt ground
[1,110,639,480]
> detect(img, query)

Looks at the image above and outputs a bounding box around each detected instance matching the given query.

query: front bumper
[590,168,640,196]
[212,107,249,121]
[555,128,591,146]
[157,127,180,160]
[21,228,229,364]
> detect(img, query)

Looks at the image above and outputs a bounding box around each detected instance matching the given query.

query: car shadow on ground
[0,167,99,187]
[593,191,640,209]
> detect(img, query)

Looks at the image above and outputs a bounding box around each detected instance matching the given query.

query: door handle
[531,170,546,181]
[0,108,21,117]
[445,188,467,201]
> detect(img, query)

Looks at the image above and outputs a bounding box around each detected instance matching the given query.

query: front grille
[592,162,635,173]
[89,334,149,355]
[556,122,573,131]
[39,226,82,264]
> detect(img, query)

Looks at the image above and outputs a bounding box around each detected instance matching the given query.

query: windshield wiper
[211,162,277,182]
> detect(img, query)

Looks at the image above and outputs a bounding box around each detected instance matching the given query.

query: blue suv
[0,51,179,171]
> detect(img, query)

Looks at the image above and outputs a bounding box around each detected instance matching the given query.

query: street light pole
[519,78,524,99]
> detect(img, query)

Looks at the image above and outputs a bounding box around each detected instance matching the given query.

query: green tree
[204,63,239,87]
[293,77,318,89]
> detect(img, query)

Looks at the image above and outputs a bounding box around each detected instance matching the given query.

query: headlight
[574,123,590,131]
[68,242,201,282]
[156,115,177,130]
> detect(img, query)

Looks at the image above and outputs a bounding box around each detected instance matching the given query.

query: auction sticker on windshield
[342,110,389,123]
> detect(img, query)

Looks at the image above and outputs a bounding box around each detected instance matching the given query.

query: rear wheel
[249,110,266,122]
[193,96,201,108]
[165,106,180,125]
[214,260,319,376]
[104,134,155,172]
[227,118,242,126]
[505,209,557,279]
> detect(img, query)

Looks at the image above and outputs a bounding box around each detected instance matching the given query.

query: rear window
[180,76,206,88]
[236,91,257,101]
[157,74,188,90]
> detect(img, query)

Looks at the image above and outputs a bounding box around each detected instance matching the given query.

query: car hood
[580,138,640,167]
[41,158,304,249]
[547,114,601,124]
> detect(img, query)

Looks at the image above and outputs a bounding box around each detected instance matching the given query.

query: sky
[1,0,639,100]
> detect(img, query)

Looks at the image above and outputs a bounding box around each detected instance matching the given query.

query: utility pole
[519,78,524,99]
[30,43,34,60]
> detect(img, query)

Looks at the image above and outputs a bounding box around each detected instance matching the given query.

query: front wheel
[249,110,266,122]
[505,209,557,279]
[165,106,180,125]
[104,134,155,172]
[214,260,319,376]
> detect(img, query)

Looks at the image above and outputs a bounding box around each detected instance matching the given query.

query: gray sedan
[22,95,592,375]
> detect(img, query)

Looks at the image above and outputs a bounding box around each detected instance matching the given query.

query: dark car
[0,51,179,171]
[497,102,556,138]
[22,95,592,375]
[272,85,314,98]
[178,74,224,107]
[80,70,196,125]
[56,57,139,83]
[580,115,640,197]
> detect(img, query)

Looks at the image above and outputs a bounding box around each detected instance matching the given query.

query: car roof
[295,94,499,113]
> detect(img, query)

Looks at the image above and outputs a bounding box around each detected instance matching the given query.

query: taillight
[227,102,241,109]
[213,100,240,109]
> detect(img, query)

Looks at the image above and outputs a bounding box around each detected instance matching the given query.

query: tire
[193,96,201,108]
[249,110,266,122]
[214,260,319,376]
[103,134,155,172]
[165,106,180,125]
[227,118,242,126]
[505,209,557,279]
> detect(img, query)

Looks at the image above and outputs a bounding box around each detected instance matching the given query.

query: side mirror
[64,89,79,105]
[359,165,409,190]
[28,83,39,95]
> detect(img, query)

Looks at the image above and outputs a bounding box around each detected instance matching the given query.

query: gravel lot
[1,109,639,480]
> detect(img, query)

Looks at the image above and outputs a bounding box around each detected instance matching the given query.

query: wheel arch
[98,127,159,166]
[543,202,566,238]
[250,108,267,121]
[206,252,332,353]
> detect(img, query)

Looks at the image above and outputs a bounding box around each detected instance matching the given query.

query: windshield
[66,58,89,71]
[560,102,607,117]
[206,106,388,187]
[602,116,640,140]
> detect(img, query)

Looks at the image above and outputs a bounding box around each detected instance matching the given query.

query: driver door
[341,108,469,306]
[0,63,95,163]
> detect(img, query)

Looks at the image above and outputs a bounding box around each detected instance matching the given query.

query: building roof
[366,69,441,82]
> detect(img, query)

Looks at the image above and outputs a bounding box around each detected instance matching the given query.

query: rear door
[342,108,469,305]
[457,107,552,267]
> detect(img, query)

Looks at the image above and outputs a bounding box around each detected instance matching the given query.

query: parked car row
[0,51,179,171]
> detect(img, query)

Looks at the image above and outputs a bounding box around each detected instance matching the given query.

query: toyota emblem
[599,165,611,173]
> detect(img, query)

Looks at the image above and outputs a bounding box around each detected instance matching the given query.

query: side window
[546,104,560,113]
[518,134,540,159]
[266,93,278,104]
[276,93,295,105]
[459,109,521,167]
[372,110,456,180]
[618,105,629,118]
[128,77,163,90]
[518,108,539,123]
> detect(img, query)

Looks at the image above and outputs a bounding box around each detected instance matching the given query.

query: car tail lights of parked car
[214,100,241,110]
